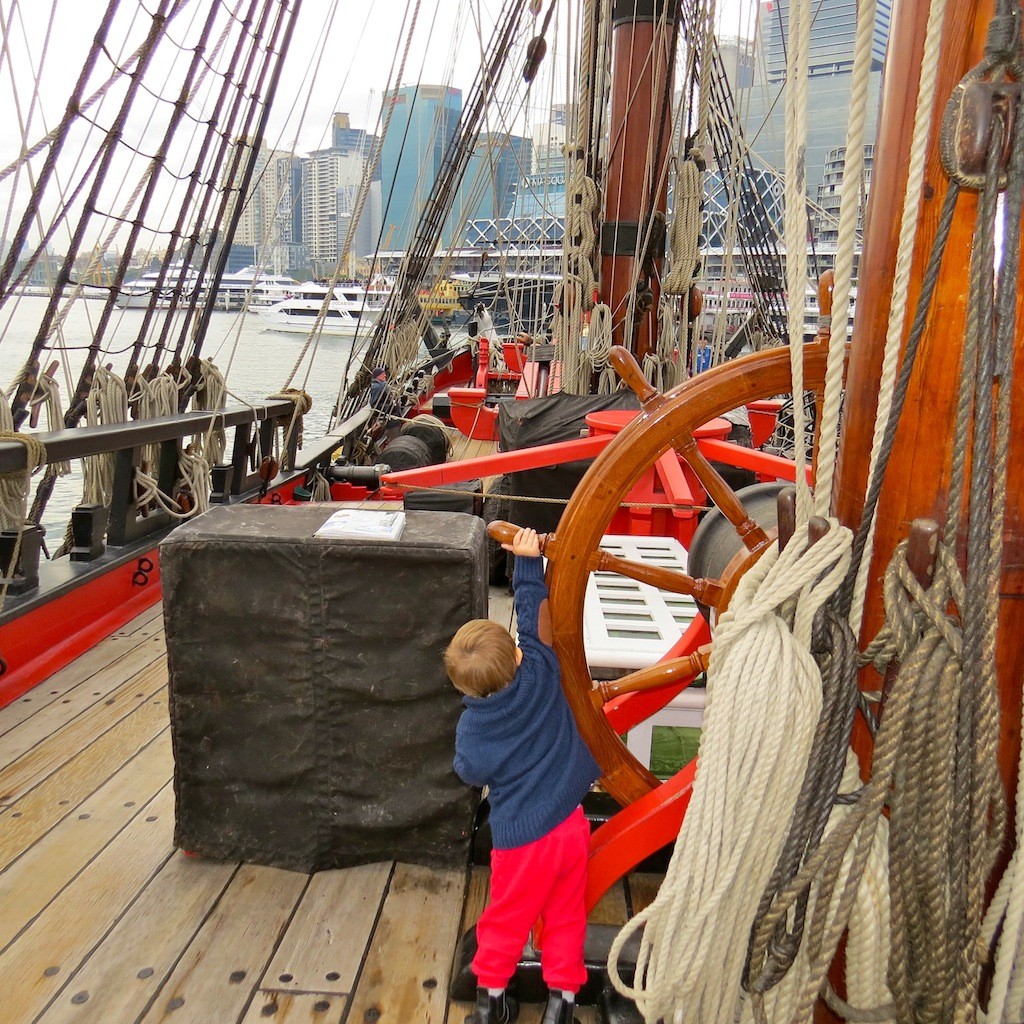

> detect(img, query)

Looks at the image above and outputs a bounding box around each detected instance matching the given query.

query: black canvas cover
[498,391,640,534]
[161,506,486,873]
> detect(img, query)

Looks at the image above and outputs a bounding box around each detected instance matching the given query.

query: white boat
[116,264,300,312]
[218,267,301,312]
[115,262,202,308]
[257,281,389,336]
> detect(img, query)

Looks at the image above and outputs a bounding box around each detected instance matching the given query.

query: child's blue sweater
[454,555,600,849]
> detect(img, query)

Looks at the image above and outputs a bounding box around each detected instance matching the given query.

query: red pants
[472,806,589,993]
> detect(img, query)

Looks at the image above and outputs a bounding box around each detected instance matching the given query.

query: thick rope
[662,156,702,295]
[608,521,852,1024]
[782,0,813,521]
[812,0,877,517]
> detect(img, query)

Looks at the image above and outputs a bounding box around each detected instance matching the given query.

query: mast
[599,0,676,359]
[836,0,1024,790]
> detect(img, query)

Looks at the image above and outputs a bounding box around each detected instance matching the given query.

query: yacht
[116,265,300,312]
[257,281,389,336]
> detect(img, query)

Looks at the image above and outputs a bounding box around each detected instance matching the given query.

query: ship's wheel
[490,339,832,903]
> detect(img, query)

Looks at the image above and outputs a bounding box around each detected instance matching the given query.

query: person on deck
[369,366,402,443]
[444,527,600,1024]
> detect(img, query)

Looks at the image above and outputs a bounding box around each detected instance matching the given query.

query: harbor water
[0,296,376,536]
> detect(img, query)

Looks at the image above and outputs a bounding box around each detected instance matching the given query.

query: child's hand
[502,527,541,558]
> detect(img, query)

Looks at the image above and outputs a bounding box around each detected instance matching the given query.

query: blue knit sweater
[454,555,600,849]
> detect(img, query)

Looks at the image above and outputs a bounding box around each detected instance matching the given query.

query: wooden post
[835,0,1024,799]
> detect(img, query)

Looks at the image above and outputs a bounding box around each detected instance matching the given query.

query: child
[444,527,601,1024]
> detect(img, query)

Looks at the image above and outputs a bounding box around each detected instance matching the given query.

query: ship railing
[0,399,371,611]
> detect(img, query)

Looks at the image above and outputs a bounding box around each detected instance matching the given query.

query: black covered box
[161,506,486,872]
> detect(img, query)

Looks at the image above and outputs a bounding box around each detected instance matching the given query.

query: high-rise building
[740,0,892,195]
[300,113,376,273]
[379,85,462,251]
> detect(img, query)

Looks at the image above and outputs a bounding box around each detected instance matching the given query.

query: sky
[0,0,758,253]
[0,0,759,162]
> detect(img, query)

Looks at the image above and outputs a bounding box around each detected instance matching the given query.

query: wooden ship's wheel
[491,336,833,902]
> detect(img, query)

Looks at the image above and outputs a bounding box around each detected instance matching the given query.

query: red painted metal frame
[586,758,697,912]
[0,554,162,708]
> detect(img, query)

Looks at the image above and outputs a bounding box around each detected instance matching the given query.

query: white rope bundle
[83,366,129,508]
[0,397,47,533]
[555,158,602,392]
[587,302,614,369]
[192,358,228,467]
[981,687,1024,1023]
[132,444,211,519]
[133,371,178,472]
[35,369,71,476]
[662,157,703,295]
[609,522,853,1024]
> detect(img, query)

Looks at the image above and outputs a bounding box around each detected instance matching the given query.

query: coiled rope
[608,521,853,1024]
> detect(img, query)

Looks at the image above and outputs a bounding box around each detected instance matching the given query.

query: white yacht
[257,282,389,336]
[116,264,300,312]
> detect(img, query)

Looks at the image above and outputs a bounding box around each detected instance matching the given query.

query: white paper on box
[314,509,406,541]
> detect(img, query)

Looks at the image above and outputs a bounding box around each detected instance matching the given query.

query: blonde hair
[444,619,518,697]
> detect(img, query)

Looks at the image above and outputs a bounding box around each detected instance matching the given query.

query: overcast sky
[0,0,758,158]
[0,0,758,252]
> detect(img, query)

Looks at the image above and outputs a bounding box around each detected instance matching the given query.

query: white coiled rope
[83,366,129,509]
[608,521,853,1024]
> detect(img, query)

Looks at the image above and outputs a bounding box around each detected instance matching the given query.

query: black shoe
[541,990,579,1024]
[465,987,519,1024]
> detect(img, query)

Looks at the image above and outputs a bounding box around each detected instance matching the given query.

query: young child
[444,527,600,1024]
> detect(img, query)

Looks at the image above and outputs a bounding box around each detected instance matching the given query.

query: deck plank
[0,604,164,737]
[0,639,165,770]
[0,695,170,871]
[33,852,236,1024]
[1,785,174,1023]
[239,990,348,1023]
[262,862,392,996]
[0,730,172,950]
[0,661,167,802]
[138,864,308,1024]
[343,863,465,1024]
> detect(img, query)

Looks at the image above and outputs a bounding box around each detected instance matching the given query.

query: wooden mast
[600,0,676,360]
[835,0,1024,795]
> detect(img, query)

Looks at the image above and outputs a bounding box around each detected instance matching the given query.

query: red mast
[599,0,676,360]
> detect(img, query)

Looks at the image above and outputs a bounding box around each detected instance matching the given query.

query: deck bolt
[325,972,340,981]
[71,992,89,1005]
[138,968,154,979]
[79,814,90,820]
[364,1008,381,1023]
[279,973,293,983]
[43,967,60,977]
[422,978,437,989]
[229,970,246,983]
[167,997,185,1010]
[260,1002,278,1017]
[146,816,158,822]
[314,1001,331,1013]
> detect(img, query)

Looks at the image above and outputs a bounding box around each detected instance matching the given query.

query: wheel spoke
[675,437,771,552]
[589,549,724,605]
[591,645,712,705]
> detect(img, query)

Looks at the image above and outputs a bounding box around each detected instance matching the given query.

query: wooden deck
[0,587,654,1024]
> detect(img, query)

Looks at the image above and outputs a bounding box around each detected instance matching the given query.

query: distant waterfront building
[379,85,462,251]
[463,107,568,248]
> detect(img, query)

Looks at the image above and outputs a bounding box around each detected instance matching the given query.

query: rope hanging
[608,522,853,1024]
